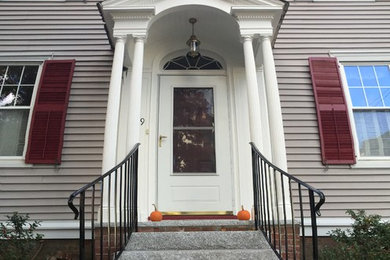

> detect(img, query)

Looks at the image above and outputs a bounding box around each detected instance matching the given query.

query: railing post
[91,185,95,260]
[251,148,259,230]
[309,190,319,260]
[100,180,104,259]
[134,149,139,232]
[79,191,85,260]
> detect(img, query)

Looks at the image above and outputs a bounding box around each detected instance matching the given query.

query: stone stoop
[138,219,256,232]
[118,220,278,260]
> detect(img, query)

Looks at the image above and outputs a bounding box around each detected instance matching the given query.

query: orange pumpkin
[237,205,250,220]
[150,204,163,222]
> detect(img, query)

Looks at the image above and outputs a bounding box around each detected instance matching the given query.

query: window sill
[0,157,33,168]
[352,158,390,168]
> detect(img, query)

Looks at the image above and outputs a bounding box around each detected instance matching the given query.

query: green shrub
[320,209,390,260]
[0,212,43,260]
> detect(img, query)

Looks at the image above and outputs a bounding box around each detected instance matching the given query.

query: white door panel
[157,76,233,212]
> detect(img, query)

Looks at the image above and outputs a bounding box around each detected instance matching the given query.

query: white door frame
[142,50,252,220]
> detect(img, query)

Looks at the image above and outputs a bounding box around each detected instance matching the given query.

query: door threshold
[160,215,237,220]
[161,211,233,216]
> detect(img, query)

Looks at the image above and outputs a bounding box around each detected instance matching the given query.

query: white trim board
[302,217,390,237]
[329,49,390,62]
[35,221,90,239]
[34,217,390,239]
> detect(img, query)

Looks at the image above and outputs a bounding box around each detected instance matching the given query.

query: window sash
[344,65,390,158]
[0,65,39,157]
[0,109,30,156]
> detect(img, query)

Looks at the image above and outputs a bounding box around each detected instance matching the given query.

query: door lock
[159,135,167,147]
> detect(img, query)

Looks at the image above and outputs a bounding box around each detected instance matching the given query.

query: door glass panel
[173,88,216,173]
[173,130,216,173]
[174,88,214,127]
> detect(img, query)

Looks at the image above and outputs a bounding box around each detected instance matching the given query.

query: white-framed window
[343,64,390,157]
[0,65,40,158]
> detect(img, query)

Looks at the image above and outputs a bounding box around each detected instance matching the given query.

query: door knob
[159,135,167,147]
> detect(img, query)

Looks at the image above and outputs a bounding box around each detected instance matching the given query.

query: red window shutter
[308,57,356,165]
[25,60,75,164]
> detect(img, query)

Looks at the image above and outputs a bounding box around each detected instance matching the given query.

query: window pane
[0,109,29,156]
[173,88,214,127]
[173,130,216,173]
[164,55,223,70]
[16,86,34,106]
[382,88,390,106]
[4,66,23,85]
[0,66,6,83]
[349,88,367,107]
[360,66,378,86]
[21,66,39,84]
[375,66,390,86]
[365,88,383,107]
[0,86,17,107]
[344,66,361,87]
[354,111,390,157]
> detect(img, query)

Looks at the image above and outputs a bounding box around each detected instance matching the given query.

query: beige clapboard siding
[0,1,111,221]
[1,191,97,199]
[275,0,390,217]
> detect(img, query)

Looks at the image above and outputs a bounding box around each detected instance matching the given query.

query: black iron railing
[68,143,140,260]
[251,143,325,260]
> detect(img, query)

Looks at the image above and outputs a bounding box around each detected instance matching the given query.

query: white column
[262,35,291,219]
[262,35,287,171]
[242,35,263,148]
[127,36,145,150]
[102,36,126,173]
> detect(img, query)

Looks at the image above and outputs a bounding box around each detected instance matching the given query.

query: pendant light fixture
[186,18,201,58]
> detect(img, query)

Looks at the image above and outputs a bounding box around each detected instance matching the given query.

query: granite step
[118,222,278,260]
[119,249,278,260]
[138,219,255,232]
[125,231,269,251]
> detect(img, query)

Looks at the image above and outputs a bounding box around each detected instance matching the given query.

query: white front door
[157,75,233,212]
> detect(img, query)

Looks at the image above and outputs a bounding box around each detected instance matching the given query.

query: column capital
[240,34,257,43]
[114,35,127,44]
[261,34,273,41]
[241,34,253,41]
[131,34,147,43]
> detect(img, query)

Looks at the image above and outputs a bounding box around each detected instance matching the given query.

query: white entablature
[103,0,284,11]
[101,0,286,41]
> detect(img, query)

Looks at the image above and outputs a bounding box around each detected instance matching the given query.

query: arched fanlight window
[163,54,223,70]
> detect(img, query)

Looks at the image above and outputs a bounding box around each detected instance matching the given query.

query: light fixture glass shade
[186,18,201,58]
[186,35,200,58]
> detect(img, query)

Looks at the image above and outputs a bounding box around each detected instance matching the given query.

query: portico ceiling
[144,5,243,67]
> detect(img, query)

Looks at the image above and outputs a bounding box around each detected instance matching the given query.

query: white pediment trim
[101,0,286,45]
[103,0,284,11]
